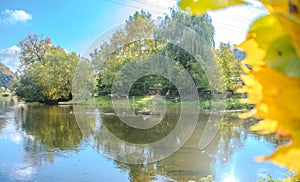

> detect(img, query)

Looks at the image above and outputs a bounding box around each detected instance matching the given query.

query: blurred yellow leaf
[251,67,300,124]
[178,0,247,15]
[264,36,300,78]
[257,143,300,175]
[250,118,278,134]
[261,0,300,56]
[247,14,285,51]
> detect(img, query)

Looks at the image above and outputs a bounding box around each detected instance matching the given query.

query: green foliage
[18,33,51,67]
[93,9,225,97]
[216,43,243,92]
[93,10,165,96]
[92,9,242,99]
[15,34,79,103]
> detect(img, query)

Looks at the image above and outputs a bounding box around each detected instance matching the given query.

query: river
[0,98,289,181]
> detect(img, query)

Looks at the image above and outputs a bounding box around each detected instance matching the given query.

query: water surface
[0,99,288,181]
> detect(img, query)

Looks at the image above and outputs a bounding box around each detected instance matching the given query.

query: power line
[103,0,164,15]
[213,21,249,31]
[214,24,246,33]
[126,0,168,11]
[103,0,252,35]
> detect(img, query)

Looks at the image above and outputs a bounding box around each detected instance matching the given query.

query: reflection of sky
[215,133,288,182]
[0,108,130,182]
[0,123,23,144]
[0,115,37,181]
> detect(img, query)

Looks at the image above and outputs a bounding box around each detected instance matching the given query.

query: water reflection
[0,98,289,181]
[15,104,82,152]
[76,105,289,181]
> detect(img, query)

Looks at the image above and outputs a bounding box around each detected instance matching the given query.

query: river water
[0,98,288,182]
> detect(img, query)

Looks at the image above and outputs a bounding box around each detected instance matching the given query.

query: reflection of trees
[97,113,286,181]
[0,96,14,112]
[79,108,183,164]
[102,109,180,144]
[215,115,284,167]
[14,105,82,165]
[80,108,219,181]
[0,97,18,131]
[114,162,158,182]
[215,115,247,166]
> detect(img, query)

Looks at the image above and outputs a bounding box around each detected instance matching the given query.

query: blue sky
[0,0,266,71]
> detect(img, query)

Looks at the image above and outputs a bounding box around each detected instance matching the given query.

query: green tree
[43,47,79,101]
[93,9,217,97]
[154,9,216,96]
[15,34,80,103]
[93,10,166,96]
[215,43,243,94]
[18,33,51,68]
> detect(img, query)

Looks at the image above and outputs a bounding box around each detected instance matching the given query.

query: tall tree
[18,34,51,68]
[215,43,242,94]
[94,10,166,96]
[15,34,79,103]
[155,9,215,95]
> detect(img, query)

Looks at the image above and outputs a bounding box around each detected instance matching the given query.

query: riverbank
[92,96,252,111]
[11,95,252,112]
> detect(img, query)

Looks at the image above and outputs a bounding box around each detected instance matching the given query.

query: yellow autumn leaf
[257,143,300,179]
[240,14,300,77]
[239,38,265,71]
[247,14,285,51]
[261,0,300,56]
[178,0,247,15]
[264,36,300,78]
[239,74,263,104]
[250,118,278,134]
[252,67,300,124]
[277,14,300,57]
[238,109,257,119]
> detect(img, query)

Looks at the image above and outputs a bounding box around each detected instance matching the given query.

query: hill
[0,61,15,89]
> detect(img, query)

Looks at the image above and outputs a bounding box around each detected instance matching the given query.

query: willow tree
[155,8,216,95]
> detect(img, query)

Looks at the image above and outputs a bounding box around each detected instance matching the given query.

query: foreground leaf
[178,0,246,14]
[250,118,277,134]
[256,143,300,178]
[261,0,300,56]
[264,36,300,78]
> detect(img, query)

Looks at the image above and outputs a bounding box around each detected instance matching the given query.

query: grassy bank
[91,96,252,111]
